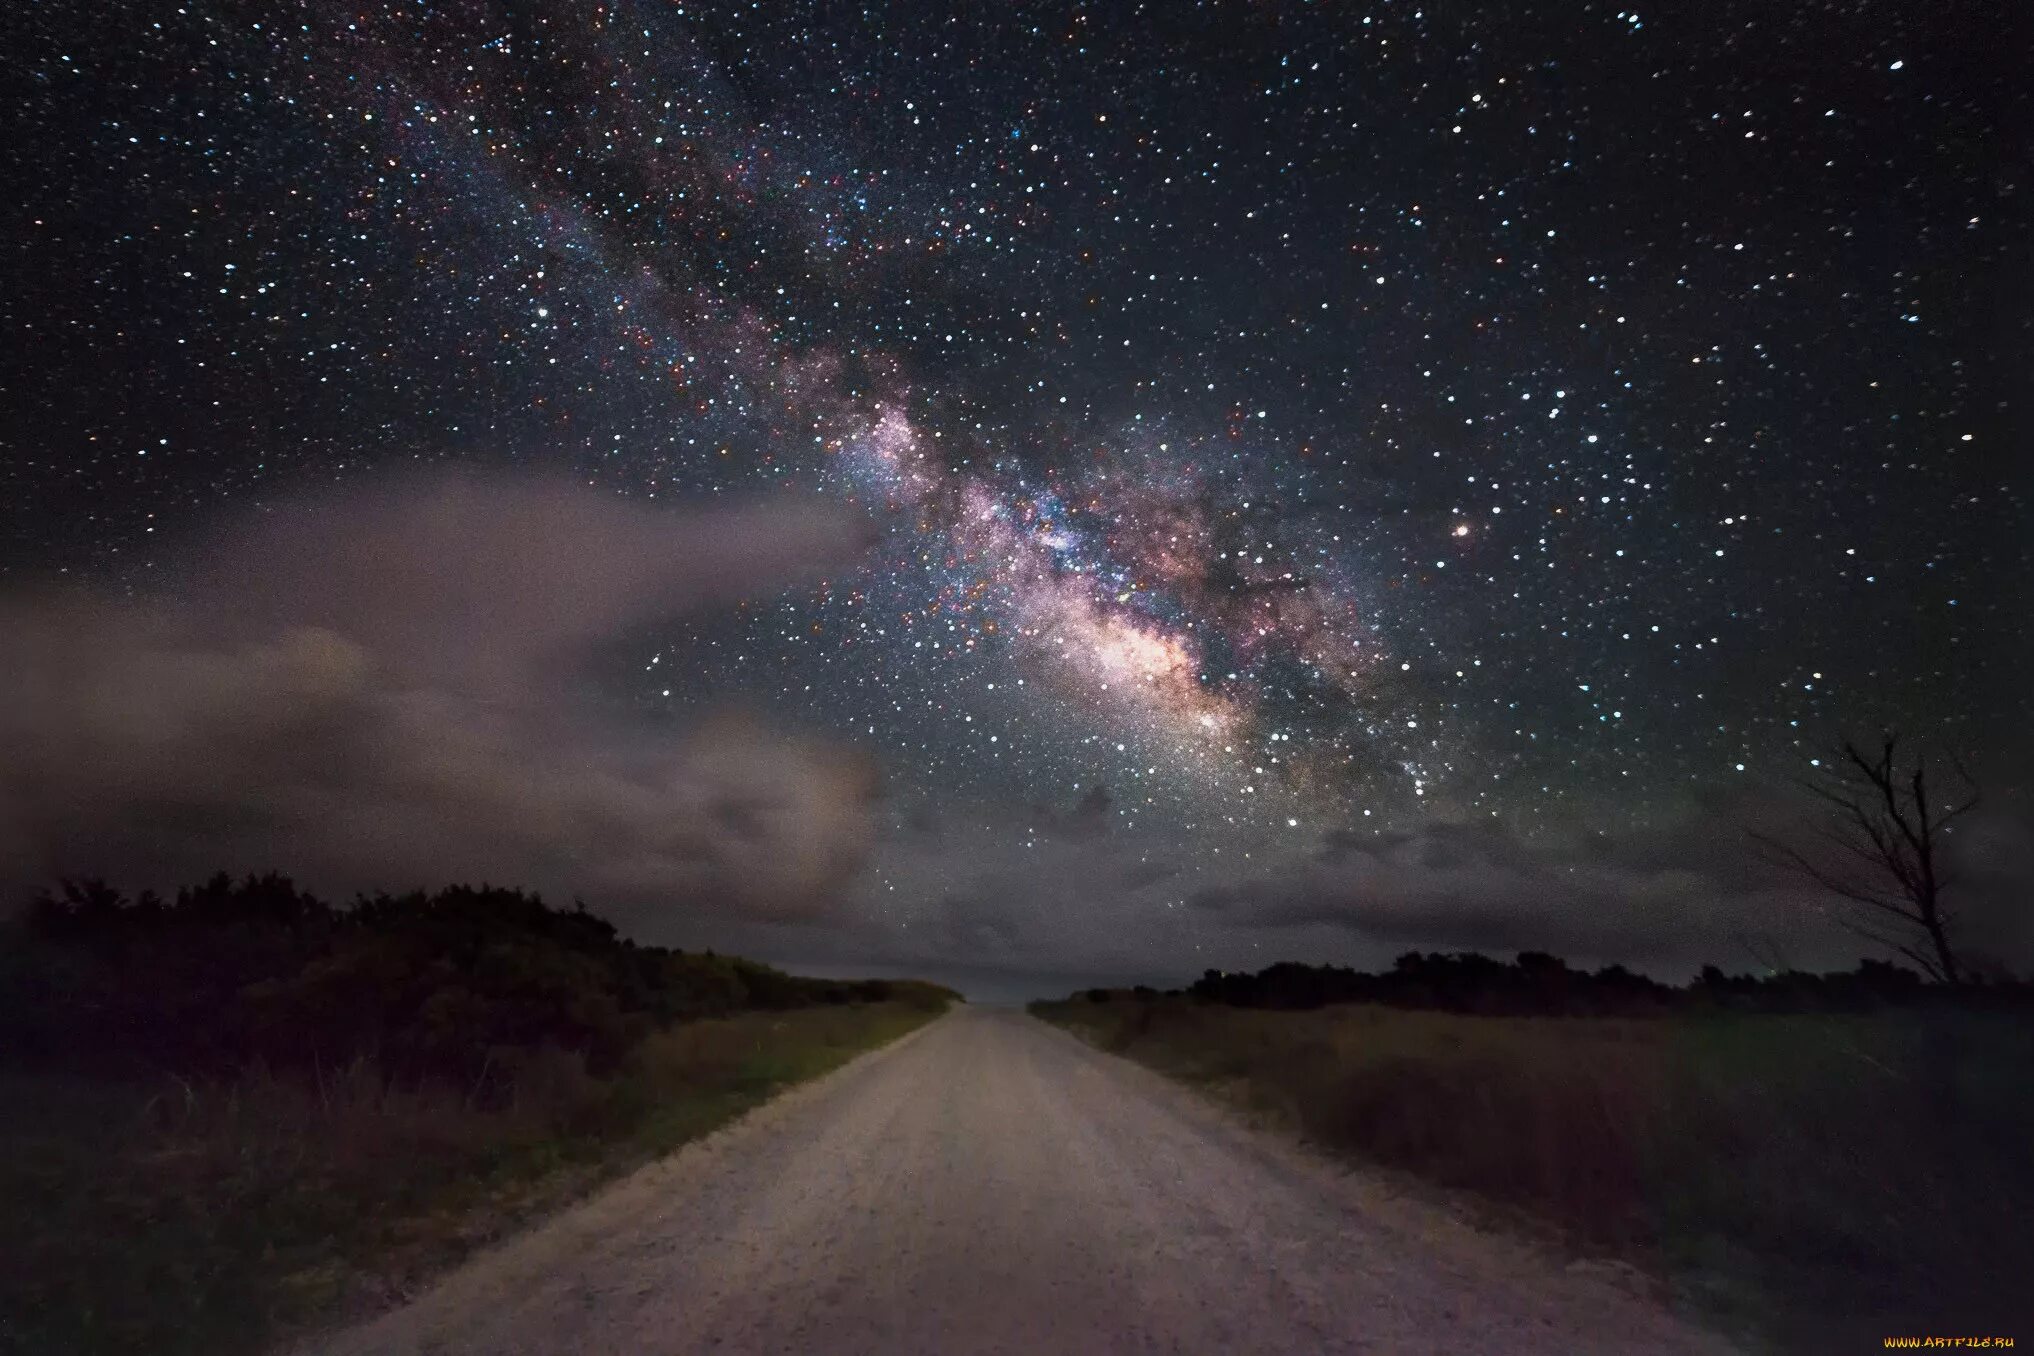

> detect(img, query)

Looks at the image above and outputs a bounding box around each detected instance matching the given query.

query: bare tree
[1751,734,1979,984]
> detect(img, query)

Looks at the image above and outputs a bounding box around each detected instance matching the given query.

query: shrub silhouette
[1182,951,2026,1016]
[1,873,958,1087]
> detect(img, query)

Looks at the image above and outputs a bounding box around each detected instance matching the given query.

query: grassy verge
[0,1000,943,1355]
[1031,996,2034,1349]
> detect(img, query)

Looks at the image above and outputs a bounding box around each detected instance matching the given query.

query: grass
[0,1000,943,1356]
[1031,996,2034,1349]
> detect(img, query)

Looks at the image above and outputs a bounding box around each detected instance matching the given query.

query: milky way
[3,0,2023,966]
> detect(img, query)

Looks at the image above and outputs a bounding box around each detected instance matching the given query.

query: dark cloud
[837,807,1781,987]
[691,786,2033,997]
[0,474,878,918]
[1192,810,2034,975]
[1028,783,1115,842]
[1116,860,1181,892]
[839,797,1201,979]
[1192,815,1780,968]
[1936,795,2034,976]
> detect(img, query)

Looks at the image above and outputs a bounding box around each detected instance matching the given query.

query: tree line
[1080,951,2034,1016]
[0,873,956,1092]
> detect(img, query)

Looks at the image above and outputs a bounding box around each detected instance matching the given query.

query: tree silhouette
[1751,734,1978,984]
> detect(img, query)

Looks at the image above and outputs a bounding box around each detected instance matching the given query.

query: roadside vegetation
[0,874,956,1355]
[1034,955,2034,1350]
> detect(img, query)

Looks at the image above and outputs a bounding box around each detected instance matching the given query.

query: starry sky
[4,1,2026,993]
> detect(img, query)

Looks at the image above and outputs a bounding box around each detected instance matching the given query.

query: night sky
[4,1,2026,993]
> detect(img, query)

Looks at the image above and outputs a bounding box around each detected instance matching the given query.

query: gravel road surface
[309,1006,1734,1355]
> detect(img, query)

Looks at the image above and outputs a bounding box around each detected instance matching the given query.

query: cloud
[838,793,1206,978]
[1028,783,1116,841]
[717,781,2032,996]
[188,471,874,694]
[1189,816,1787,968]
[794,796,1847,988]
[0,473,878,918]
[1190,809,2034,975]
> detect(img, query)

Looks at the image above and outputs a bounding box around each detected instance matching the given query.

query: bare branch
[1751,732,1972,985]
[1940,792,1981,829]
[1750,830,1916,917]
[1834,917,1943,981]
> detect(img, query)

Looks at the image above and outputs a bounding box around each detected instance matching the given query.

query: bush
[1182,954,2031,1016]
[0,874,961,1088]
[0,873,958,1356]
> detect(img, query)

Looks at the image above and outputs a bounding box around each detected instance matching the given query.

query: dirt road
[310,1007,1733,1355]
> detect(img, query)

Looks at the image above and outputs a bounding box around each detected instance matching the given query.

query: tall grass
[1032,997,2034,1348]
[0,1002,942,1356]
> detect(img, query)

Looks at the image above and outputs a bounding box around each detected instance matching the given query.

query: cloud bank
[0,473,878,918]
[811,790,2034,993]
[1189,819,1777,969]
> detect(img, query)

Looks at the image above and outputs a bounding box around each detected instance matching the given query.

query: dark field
[2,1003,941,1355]
[1032,994,2034,1350]
[0,877,954,1354]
